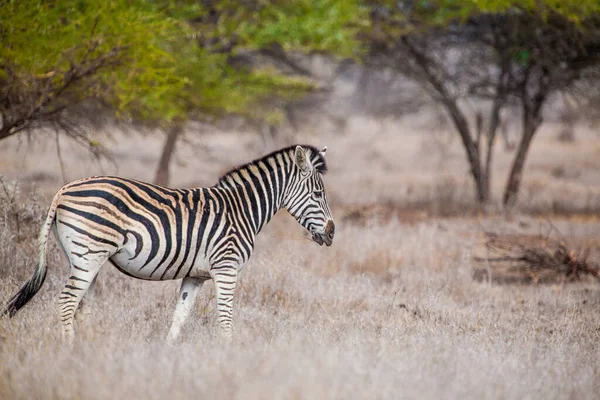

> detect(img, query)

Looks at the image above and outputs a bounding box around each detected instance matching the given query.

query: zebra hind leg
[75,275,98,323]
[59,257,108,343]
[166,277,205,345]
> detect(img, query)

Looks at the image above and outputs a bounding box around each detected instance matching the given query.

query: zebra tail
[1,189,61,317]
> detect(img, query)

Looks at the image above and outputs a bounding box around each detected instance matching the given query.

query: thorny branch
[0,40,127,147]
[476,231,600,283]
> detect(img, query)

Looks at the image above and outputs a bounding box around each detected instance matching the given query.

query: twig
[54,129,68,184]
[387,290,398,318]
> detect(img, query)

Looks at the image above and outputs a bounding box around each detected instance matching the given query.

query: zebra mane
[216,145,328,187]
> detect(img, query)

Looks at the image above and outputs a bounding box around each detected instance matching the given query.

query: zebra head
[284,145,335,247]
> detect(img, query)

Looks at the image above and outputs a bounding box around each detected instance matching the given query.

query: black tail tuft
[1,266,47,318]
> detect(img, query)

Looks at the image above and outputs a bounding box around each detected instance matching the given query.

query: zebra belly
[110,236,212,281]
[110,254,212,281]
[186,257,212,280]
[110,256,196,280]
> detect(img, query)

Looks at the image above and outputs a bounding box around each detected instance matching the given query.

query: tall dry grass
[0,111,599,398]
[0,189,599,399]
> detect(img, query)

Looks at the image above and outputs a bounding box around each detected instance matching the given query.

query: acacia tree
[363,0,600,207]
[1,0,366,185]
[150,0,367,185]
[490,10,600,206]
[0,1,190,146]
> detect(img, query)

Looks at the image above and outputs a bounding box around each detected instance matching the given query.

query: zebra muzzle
[311,220,334,247]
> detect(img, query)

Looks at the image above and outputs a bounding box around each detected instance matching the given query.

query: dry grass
[0,193,599,399]
[0,111,599,399]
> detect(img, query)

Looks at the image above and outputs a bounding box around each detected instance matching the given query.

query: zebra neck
[216,154,294,235]
[224,184,274,236]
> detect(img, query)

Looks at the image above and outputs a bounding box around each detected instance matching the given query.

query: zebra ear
[294,146,311,173]
[320,146,327,156]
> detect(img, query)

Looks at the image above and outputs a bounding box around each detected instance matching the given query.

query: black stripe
[58,220,118,248]
[224,174,255,237]
[108,258,155,281]
[161,189,193,279]
[222,191,253,255]
[255,162,273,231]
[155,190,185,279]
[186,190,212,277]
[206,194,227,254]
[247,169,267,231]
[72,265,89,272]
[62,188,159,266]
[57,204,126,236]
[68,276,88,283]
[173,189,200,279]
[109,180,176,276]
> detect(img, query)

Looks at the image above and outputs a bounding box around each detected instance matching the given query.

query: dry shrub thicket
[0,179,62,283]
[0,176,599,399]
[476,231,600,284]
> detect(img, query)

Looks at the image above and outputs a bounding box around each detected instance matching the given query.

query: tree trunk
[502,107,540,207]
[503,63,550,208]
[399,37,486,204]
[482,99,503,202]
[482,60,508,203]
[442,100,486,203]
[154,125,182,186]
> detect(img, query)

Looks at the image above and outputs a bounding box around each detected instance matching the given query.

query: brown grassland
[0,113,599,399]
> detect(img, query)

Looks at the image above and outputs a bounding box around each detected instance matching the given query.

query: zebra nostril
[326,221,335,239]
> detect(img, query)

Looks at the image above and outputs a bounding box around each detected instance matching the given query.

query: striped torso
[55,177,250,281]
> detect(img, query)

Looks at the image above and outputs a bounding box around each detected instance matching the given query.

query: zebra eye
[313,190,323,199]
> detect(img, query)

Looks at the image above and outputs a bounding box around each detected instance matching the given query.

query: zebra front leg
[210,266,238,339]
[166,277,204,345]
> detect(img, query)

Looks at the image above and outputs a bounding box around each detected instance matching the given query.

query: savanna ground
[0,111,599,399]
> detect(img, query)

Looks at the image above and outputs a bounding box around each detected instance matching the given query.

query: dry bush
[475,231,600,284]
[0,178,62,282]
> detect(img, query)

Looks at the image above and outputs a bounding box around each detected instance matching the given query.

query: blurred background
[1,0,599,214]
[1,1,600,399]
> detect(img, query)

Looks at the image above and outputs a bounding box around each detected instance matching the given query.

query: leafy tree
[0,1,189,144]
[363,0,600,207]
[149,0,368,185]
[1,0,366,184]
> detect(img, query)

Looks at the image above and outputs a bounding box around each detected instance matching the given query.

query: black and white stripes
[1,145,335,342]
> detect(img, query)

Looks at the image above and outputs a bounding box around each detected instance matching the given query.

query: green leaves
[233,0,368,56]
[1,0,364,134]
[0,0,192,133]
[1,1,181,73]
[514,50,530,66]
[368,0,600,30]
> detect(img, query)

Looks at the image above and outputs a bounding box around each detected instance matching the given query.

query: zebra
[1,145,335,343]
